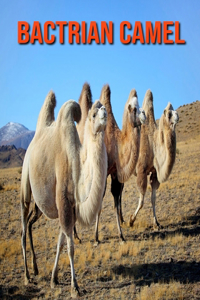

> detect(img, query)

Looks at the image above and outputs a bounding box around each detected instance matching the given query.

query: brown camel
[129,90,179,228]
[76,84,146,243]
[20,91,107,298]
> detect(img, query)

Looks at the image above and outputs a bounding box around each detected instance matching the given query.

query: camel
[76,84,146,243]
[20,91,108,298]
[129,90,179,228]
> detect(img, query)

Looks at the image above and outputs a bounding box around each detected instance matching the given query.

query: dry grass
[3,183,19,191]
[136,281,184,300]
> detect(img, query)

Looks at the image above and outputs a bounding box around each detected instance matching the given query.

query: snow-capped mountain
[0,122,35,150]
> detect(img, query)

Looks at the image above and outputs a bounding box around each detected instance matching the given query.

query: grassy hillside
[0,101,200,299]
[176,100,200,142]
[0,145,25,169]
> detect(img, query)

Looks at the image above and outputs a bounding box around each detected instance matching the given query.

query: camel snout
[139,108,146,124]
[173,111,179,124]
[99,106,107,120]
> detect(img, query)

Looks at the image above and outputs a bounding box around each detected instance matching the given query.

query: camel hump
[36,90,56,131]
[142,89,154,110]
[142,89,156,125]
[165,102,174,111]
[78,82,92,108]
[57,100,81,125]
[99,84,111,106]
[128,89,138,100]
[143,89,153,104]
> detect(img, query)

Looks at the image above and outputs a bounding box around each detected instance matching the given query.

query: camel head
[88,100,107,135]
[126,89,146,127]
[163,102,179,130]
[138,108,146,124]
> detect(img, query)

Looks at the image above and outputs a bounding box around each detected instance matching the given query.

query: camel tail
[36,90,56,131]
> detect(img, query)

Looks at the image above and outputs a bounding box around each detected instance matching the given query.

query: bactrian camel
[76,84,146,243]
[129,90,179,228]
[20,91,107,298]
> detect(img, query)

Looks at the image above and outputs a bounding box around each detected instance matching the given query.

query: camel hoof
[93,240,100,247]
[153,222,162,230]
[51,278,58,289]
[71,286,80,298]
[120,218,125,225]
[33,265,39,276]
[120,234,126,244]
[129,215,135,227]
[24,277,30,286]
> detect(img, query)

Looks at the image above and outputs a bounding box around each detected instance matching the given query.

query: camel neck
[154,123,176,183]
[76,131,107,226]
[116,122,140,183]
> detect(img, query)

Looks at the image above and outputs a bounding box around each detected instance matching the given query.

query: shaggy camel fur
[20,91,107,298]
[129,90,179,228]
[76,84,146,243]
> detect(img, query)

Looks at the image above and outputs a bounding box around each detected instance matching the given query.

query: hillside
[0,145,26,169]
[176,100,200,142]
[0,100,199,299]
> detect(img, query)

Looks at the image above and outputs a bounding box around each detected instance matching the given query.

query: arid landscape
[0,101,200,299]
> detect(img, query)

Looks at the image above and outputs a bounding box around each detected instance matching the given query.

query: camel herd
[20,83,179,297]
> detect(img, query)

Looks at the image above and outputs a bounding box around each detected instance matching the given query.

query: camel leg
[129,193,145,227]
[150,171,160,229]
[51,229,79,297]
[55,185,79,298]
[21,175,32,285]
[94,180,107,246]
[94,209,101,246]
[73,225,81,243]
[28,203,42,276]
[151,188,160,228]
[73,208,81,243]
[66,233,79,298]
[118,183,125,224]
[130,169,147,227]
[51,230,66,288]
[111,175,125,242]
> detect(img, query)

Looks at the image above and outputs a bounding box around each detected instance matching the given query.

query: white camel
[20,91,107,298]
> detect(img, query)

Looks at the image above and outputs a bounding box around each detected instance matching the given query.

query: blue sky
[0,0,200,130]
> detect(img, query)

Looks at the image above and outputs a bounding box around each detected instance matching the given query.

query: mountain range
[0,122,35,150]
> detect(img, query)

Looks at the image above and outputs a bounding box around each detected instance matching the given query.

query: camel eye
[93,113,96,118]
